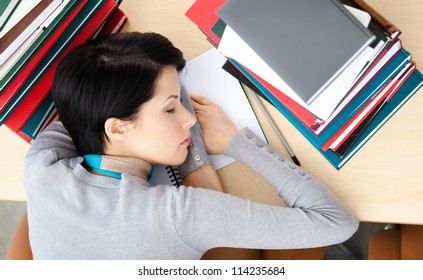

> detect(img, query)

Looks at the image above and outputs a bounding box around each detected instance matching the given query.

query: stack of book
[0,0,127,143]
[186,0,423,170]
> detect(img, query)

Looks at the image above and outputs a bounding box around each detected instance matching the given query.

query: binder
[0,0,21,32]
[1,0,117,125]
[0,0,40,38]
[0,0,86,109]
[333,68,423,167]
[228,49,413,168]
[185,0,421,169]
[322,62,416,153]
[0,0,61,66]
[19,93,57,141]
[217,0,376,104]
[186,0,383,131]
[12,6,128,141]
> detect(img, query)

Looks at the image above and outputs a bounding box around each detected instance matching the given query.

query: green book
[0,0,21,32]
[0,0,79,91]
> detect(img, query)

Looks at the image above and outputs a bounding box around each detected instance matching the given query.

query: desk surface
[1,0,422,225]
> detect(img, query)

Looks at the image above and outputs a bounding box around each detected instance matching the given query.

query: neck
[83,154,151,180]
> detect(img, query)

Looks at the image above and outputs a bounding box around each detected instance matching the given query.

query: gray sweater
[25,121,358,259]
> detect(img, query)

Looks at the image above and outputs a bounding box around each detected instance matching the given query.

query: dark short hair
[52,32,186,155]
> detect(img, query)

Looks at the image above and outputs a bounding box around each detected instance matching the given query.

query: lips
[180,136,191,147]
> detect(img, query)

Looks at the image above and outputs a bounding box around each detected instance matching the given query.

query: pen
[241,83,301,166]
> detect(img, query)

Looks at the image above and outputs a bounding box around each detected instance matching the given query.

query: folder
[19,93,57,141]
[322,61,416,154]
[0,0,21,33]
[332,67,423,166]
[0,0,62,66]
[187,0,403,134]
[217,0,376,104]
[0,0,84,85]
[1,0,117,125]
[0,0,85,101]
[185,0,422,169]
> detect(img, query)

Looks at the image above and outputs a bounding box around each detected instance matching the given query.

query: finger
[190,94,211,105]
[191,98,202,110]
[190,96,208,112]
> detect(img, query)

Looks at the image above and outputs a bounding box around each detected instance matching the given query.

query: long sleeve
[178,86,211,177]
[25,121,80,170]
[172,128,359,252]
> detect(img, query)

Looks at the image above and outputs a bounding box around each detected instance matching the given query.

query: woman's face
[122,65,196,165]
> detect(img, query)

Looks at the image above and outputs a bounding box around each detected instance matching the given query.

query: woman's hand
[191,95,238,155]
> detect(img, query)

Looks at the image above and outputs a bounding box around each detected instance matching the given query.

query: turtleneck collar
[83,154,151,180]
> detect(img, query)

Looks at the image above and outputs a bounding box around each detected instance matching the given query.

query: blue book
[0,0,107,124]
[21,93,55,139]
[332,67,423,168]
[230,48,413,169]
[317,49,412,142]
[191,6,420,169]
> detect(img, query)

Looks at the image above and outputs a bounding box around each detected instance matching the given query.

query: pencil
[241,83,301,166]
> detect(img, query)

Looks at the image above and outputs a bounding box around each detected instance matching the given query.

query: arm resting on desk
[172,128,359,251]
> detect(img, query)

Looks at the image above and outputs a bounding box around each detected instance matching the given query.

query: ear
[104,117,128,141]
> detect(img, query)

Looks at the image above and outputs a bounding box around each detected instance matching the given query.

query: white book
[0,0,61,66]
[0,0,41,38]
[217,4,375,121]
[217,0,375,105]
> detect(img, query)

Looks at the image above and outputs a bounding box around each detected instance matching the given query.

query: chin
[173,153,188,166]
[158,150,188,166]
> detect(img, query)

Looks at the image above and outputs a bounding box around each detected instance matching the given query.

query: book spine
[98,8,127,35]
[13,6,125,139]
[0,0,22,30]
[336,66,423,168]
[0,0,57,56]
[353,0,401,37]
[322,61,415,153]
[0,0,88,110]
[0,0,83,89]
[16,130,33,144]
[2,0,117,126]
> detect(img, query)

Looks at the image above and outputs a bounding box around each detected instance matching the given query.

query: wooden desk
[1,0,422,225]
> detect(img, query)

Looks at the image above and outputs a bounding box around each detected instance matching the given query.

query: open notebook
[148,49,266,186]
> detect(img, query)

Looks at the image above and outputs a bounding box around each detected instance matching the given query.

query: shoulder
[26,121,79,168]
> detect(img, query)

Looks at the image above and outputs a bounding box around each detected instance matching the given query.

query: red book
[185,0,225,45]
[186,0,317,128]
[14,8,127,140]
[322,61,415,152]
[16,130,33,143]
[100,8,127,35]
[186,0,404,135]
[5,0,117,133]
[235,62,318,127]
[0,0,58,62]
[313,39,402,135]
[0,0,88,113]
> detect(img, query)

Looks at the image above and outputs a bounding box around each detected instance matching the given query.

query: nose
[182,105,197,130]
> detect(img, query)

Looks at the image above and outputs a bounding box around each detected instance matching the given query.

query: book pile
[0,0,127,143]
[186,0,423,169]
